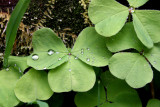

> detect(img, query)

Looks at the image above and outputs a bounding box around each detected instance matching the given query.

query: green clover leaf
[8,56,29,73]
[27,27,111,92]
[89,0,160,49]
[147,99,160,107]
[14,68,53,102]
[74,81,106,107]
[88,0,129,37]
[75,71,142,107]
[127,0,149,8]
[106,22,144,52]
[0,67,21,107]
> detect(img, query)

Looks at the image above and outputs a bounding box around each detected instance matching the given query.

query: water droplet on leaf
[56,52,60,54]
[75,57,78,60]
[48,49,54,55]
[69,69,71,72]
[6,68,9,71]
[86,58,90,62]
[58,58,62,61]
[32,54,39,60]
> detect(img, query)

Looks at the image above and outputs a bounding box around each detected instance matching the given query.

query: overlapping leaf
[106,79,142,107]
[88,0,160,49]
[27,28,68,70]
[74,82,106,107]
[14,69,53,102]
[144,43,160,71]
[127,0,148,7]
[132,13,153,48]
[75,71,142,107]
[8,56,29,72]
[0,67,21,107]
[109,53,153,88]
[28,27,111,92]
[88,0,129,37]
[106,22,144,52]
[147,99,160,107]
[72,27,112,67]
[133,10,160,43]
[48,56,96,92]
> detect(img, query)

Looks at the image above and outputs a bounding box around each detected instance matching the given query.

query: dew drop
[56,52,60,54]
[69,69,72,72]
[87,48,90,51]
[43,67,47,70]
[75,57,78,60]
[19,68,22,73]
[15,64,17,67]
[32,54,39,60]
[86,58,90,62]
[153,61,156,64]
[6,68,9,71]
[58,58,62,61]
[81,51,84,55]
[48,49,54,55]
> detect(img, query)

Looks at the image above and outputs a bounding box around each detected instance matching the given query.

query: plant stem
[97,80,101,107]
[150,81,155,98]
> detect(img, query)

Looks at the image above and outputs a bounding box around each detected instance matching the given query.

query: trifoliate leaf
[88,0,129,37]
[147,99,160,107]
[144,43,160,72]
[109,52,153,88]
[127,0,148,7]
[74,82,106,107]
[27,28,68,70]
[0,67,21,107]
[48,56,96,92]
[8,56,29,72]
[14,69,53,102]
[72,27,112,67]
[134,10,160,43]
[106,22,144,52]
[28,27,111,93]
[132,12,153,48]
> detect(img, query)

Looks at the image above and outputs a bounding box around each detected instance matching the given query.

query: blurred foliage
[0,0,91,69]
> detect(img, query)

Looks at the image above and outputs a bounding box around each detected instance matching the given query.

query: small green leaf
[127,0,148,7]
[3,0,31,68]
[109,52,153,88]
[144,43,160,72]
[0,67,21,107]
[132,12,153,48]
[8,56,29,72]
[74,82,106,107]
[106,22,144,52]
[48,56,96,92]
[134,10,160,43]
[14,69,53,102]
[106,79,142,107]
[72,27,112,67]
[147,99,160,107]
[27,28,68,70]
[88,0,129,37]
[37,101,49,107]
